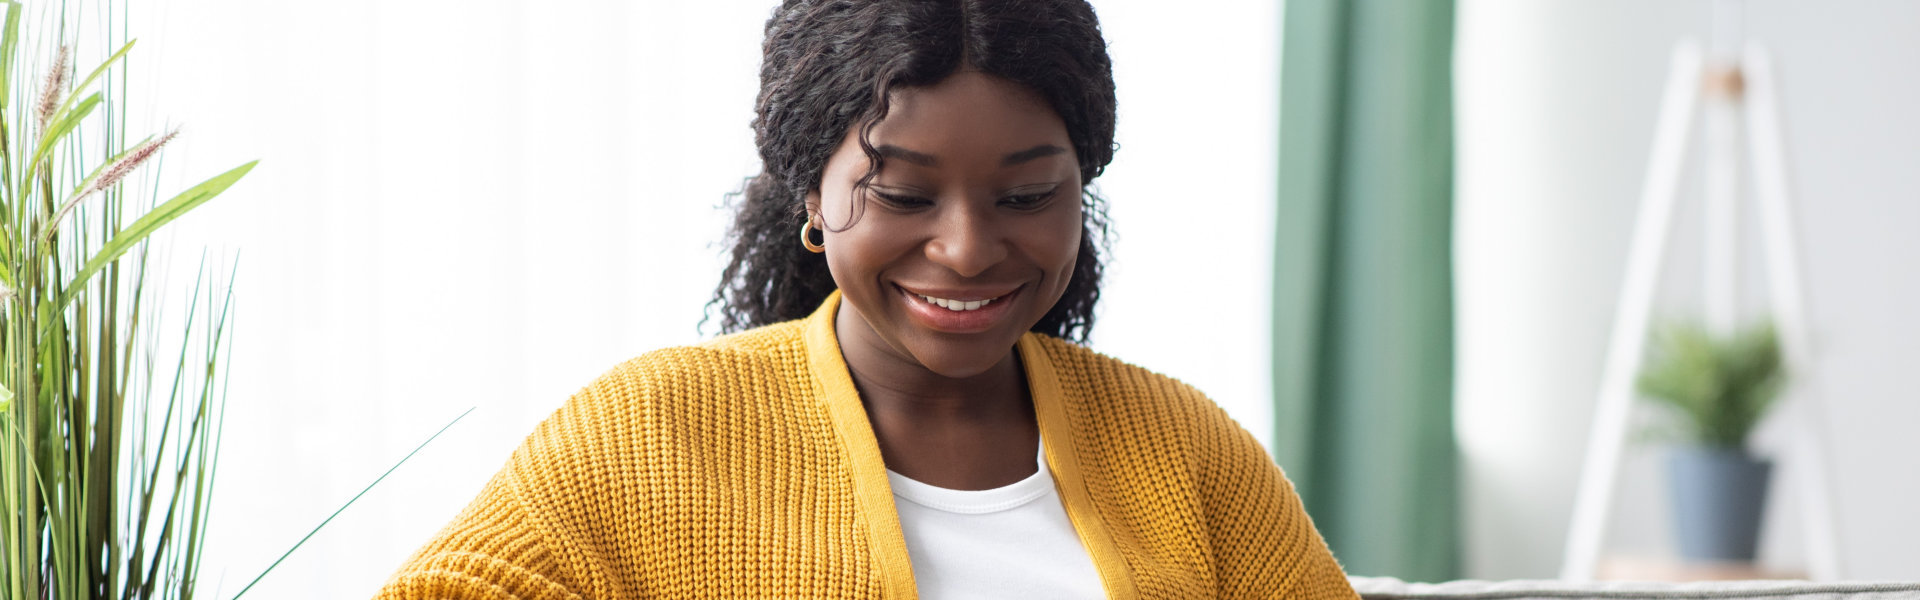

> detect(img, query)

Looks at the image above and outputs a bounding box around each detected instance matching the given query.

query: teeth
[918,294,996,312]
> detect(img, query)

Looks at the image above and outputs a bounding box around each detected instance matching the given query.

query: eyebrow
[873,144,1069,168]
[876,145,940,167]
[1002,144,1068,166]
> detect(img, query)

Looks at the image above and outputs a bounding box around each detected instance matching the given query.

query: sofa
[1351,577,1920,600]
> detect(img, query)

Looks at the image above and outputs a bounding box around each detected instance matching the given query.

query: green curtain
[1271,0,1458,583]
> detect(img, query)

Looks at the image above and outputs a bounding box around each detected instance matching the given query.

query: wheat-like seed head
[36,45,70,131]
[43,129,182,247]
[88,128,179,197]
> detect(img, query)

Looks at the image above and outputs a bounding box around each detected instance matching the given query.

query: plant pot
[1666,445,1772,562]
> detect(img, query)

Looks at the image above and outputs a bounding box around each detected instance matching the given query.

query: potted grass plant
[0,1,256,598]
[1636,318,1786,563]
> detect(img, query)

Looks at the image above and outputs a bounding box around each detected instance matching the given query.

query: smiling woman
[375,1,1354,598]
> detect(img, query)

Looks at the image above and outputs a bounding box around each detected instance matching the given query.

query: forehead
[865,71,1072,165]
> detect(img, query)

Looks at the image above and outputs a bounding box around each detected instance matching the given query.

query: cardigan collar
[799,290,1137,600]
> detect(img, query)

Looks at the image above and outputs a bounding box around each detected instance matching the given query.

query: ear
[803,189,822,224]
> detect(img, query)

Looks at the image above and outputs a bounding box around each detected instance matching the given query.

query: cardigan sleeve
[1191,400,1358,600]
[373,460,585,600]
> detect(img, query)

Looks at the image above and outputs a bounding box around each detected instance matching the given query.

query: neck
[833,299,1040,489]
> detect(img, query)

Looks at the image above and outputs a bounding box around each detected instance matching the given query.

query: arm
[1191,401,1358,600]
[374,462,584,600]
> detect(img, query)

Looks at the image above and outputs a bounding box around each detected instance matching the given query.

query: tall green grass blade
[183,264,237,600]
[49,38,134,134]
[48,160,256,321]
[26,90,102,182]
[120,263,205,600]
[0,2,19,110]
[228,407,476,599]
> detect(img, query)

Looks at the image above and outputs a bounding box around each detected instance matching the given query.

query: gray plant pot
[1666,445,1772,562]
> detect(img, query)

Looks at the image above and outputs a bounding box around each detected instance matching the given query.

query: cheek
[823,214,914,281]
[819,185,858,228]
[1035,202,1085,282]
[815,152,876,230]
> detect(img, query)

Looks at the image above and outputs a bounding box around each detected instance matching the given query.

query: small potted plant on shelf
[1637,318,1786,563]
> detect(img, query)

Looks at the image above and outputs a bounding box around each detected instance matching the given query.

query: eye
[870,189,932,209]
[1000,189,1057,209]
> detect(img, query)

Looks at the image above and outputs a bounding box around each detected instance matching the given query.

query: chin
[901,334,1022,380]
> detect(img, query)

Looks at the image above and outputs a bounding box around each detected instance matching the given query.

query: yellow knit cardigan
[377,291,1357,599]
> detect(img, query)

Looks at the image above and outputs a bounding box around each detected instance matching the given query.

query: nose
[923,201,1007,278]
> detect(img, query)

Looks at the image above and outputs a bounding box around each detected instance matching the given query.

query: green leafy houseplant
[1636,319,1786,449]
[1636,317,1786,562]
[0,1,255,598]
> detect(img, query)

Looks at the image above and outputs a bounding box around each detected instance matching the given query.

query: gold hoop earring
[800,217,825,253]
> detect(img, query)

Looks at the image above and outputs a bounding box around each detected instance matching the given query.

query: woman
[379,1,1356,598]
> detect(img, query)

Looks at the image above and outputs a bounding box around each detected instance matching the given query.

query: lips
[895,284,1021,333]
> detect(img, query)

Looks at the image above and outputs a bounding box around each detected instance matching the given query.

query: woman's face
[809,70,1083,380]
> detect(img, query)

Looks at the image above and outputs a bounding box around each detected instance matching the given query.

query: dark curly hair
[707,0,1117,344]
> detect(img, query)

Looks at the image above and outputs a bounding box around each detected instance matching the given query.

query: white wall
[124,1,1278,598]
[1458,0,1920,581]
[1093,1,1280,453]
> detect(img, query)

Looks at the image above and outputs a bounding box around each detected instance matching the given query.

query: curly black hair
[707,0,1117,344]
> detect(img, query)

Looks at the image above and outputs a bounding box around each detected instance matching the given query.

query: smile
[915,294,998,311]
[896,285,1020,333]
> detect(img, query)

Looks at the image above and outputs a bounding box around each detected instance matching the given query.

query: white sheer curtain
[135,1,1276,597]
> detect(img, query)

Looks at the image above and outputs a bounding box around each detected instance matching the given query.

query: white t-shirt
[886,443,1106,600]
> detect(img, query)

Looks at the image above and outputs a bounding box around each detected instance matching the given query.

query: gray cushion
[1350,576,1920,600]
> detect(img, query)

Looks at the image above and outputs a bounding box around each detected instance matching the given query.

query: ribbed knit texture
[377,293,1358,599]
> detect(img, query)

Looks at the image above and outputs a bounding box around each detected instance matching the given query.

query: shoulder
[1025,335,1198,392]
[518,319,813,460]
[1025,333,1273,472]
[1023,334,1225,428]
[505,319,823,515]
